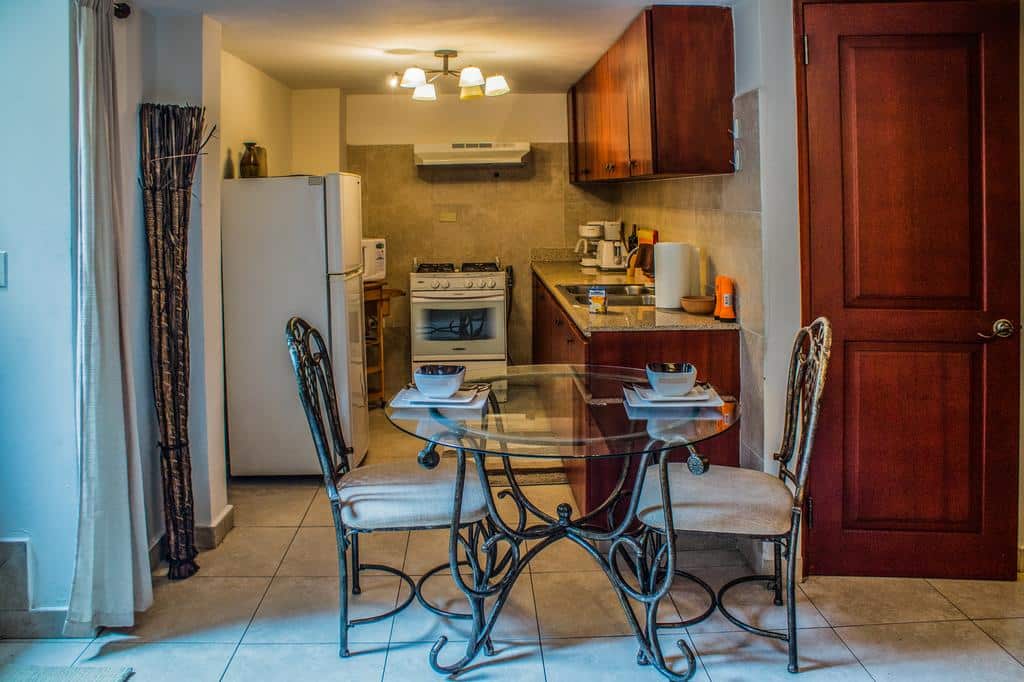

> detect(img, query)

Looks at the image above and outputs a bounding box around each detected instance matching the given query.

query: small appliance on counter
[597,220,627,271]
[575,223,602,267]
[362,238,386,282]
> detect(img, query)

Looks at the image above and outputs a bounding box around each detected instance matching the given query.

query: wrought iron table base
[425,443,717,681]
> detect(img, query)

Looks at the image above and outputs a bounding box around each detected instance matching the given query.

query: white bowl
[645,362,697,397]
[414,365,466,398]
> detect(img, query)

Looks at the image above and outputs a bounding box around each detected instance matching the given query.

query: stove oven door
[410,292,507,361]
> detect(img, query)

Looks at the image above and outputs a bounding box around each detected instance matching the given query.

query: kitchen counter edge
[531,262,741,337]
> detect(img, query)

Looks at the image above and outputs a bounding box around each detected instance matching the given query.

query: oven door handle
[411,293,506,302]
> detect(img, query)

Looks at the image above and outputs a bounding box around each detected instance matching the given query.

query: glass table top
[384,364,739,459]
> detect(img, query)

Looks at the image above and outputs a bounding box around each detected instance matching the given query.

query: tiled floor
[3,412,1024,680]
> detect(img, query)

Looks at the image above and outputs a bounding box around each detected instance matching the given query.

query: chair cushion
[636,463,795,537]
[336,459,489,530]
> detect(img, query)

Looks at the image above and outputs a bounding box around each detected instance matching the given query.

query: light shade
[458,66,485,88]
[400,67,426,88]
[412,83,437,101]
[460,85,484,101]
[485,75,510,97]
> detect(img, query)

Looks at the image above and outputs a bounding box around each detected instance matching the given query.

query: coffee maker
[597,221,626,271]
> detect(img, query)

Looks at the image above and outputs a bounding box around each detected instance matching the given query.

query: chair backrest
[284,316,351,500]
[774,317,832,506]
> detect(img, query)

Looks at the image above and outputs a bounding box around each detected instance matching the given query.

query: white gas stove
[409,260,508,378]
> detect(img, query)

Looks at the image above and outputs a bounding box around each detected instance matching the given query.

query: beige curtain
[66,0,152,634]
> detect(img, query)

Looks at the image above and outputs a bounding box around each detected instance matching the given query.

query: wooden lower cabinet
[532,275,740,515]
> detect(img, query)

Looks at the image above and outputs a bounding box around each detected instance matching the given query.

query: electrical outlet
[0,250,7,288]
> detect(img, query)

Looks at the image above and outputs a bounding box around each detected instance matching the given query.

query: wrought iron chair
[285,316,491,657]
[634,317,832,674]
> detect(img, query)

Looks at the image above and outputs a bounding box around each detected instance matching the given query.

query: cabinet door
[623,11,653,177]
[576,68,598,182]
[593,50,629,180]
[567,88,579,184]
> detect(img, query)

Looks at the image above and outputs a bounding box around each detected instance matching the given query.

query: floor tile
[109,576,269,643]
[929,574,1024,619]
[301,487,334,527]
[384,639,545,681]
[542,634,709,682]
[0,639,92,666]
[196,526,296,577]
[223,643,388,681]
[243,575,398,644]
[277,526,408,577]
[836,620,1024,680]
[75,638,235,681]
[228,478,318,527]
[390,568,539,643]
[669,565,827,634]
[676,548,748,569]
[524,535,603,573]
[532,570,677,639]
[973,618,1024,665]
[403,528,455,577]
[800,576,964,626]
[691,627,871,680]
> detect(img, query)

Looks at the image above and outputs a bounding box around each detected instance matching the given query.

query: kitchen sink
[559,284,655,297]
[557,284,656,307]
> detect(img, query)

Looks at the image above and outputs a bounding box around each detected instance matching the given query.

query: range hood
[413,142,531,167]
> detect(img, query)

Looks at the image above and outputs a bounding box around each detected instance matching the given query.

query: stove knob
[442,280,450,289]
[488,280,496,288]
[466,280,475,288]
[431,280,440,289]
[478,280,487,288]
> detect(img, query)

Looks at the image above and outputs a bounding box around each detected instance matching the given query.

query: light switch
[0,251,7,288]
[439,211,457,223]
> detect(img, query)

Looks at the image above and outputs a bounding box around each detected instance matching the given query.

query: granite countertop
[531,261,740,336]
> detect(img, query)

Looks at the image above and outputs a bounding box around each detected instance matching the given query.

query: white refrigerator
[222,173,369,475]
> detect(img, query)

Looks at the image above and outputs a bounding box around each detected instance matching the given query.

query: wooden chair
[635,317,832,673]
[285,316,491,657]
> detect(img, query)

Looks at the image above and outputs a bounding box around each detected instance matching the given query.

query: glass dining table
[385,364,739,681]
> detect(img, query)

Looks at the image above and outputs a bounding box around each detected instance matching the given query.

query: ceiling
[134,0,733,94]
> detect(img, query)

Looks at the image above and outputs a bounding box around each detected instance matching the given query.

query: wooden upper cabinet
[622,12,653,177]
[567,5,734,182]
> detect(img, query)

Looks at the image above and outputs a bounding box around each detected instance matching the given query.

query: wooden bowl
[680,296,715,315]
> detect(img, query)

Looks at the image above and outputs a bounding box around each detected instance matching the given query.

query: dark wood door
[800,0,1020,579]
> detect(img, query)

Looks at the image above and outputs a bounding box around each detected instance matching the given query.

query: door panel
[623,10,653,177]
[843,342,981,533]
[801,1,1019,579]
[840,34,981,309]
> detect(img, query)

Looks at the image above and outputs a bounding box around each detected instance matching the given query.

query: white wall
[346,93,568,145]
[0,0,78,609]
[751,1,801,470]
[291,88,344,174]
[220,51,292,176]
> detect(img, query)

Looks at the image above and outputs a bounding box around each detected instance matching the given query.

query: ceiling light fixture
[390,50,510,102]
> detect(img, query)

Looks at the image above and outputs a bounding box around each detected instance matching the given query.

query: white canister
[654,242,694,309]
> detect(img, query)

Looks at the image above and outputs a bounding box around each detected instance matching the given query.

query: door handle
[977,318,1017,340]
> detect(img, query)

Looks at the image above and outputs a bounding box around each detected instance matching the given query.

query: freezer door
[222,177,328,475]
[325,173,364,275]
[329,270,369,467]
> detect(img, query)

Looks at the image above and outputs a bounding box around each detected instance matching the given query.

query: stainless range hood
[413,142,531,167]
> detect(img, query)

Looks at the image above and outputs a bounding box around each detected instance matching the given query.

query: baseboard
[0,539,29,610]
[195,504,235,550]
[0,607,79,639]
